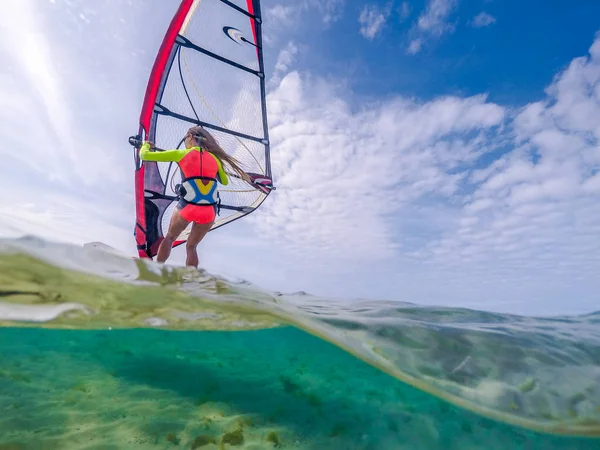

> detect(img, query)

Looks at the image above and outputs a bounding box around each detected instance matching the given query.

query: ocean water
[0,237,599,450]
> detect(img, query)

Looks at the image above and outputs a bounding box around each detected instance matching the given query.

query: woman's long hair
[187,126,251,183]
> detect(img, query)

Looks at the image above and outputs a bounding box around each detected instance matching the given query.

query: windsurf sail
[129,0,273,259]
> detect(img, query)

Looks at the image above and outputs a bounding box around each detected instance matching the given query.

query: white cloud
[358,3,393,40]
[266,4,298,24]
[255,71,505,268]
[264,3,301,41]
[274,41,299,74]
[304,0,345,25]
[417,0,457,35]
[268,41,300,89]
[263,5,299,45]
[407,38,423,54]
[422,33,600,293]
[263,1,345,44]
[471,12,496,28]
[266,0,345,27]
[248,32,600,313]
[406,0,458,53]
[399,1,412,21]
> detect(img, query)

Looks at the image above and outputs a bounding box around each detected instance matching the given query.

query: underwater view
[1,237,599,449]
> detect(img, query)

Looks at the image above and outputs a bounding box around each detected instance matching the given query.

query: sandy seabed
[0,327,599,450]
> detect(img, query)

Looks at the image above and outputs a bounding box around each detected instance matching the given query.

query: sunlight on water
[0,236,599,449]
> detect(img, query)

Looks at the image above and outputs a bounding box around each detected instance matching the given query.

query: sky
[0,0,599,316]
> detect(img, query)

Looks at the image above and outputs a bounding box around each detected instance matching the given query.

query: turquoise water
[1,327,599,450]
[0,237,599,449]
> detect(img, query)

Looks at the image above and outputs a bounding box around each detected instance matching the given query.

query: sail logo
[223,26,257,47]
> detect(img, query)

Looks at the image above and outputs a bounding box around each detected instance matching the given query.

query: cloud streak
[358,3,393,40]
[263,1,345,44]
[471,12,496,28]
[269,41,299,88]
[417,0,457,34]
[407,0,458,54]
[304,0,346,25]
[399,1,411,21]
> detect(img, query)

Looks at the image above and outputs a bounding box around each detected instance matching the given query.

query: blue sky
[1,0,599,316]
[266,0,600,105]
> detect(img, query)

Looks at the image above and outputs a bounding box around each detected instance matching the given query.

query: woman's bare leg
[185,220,214,268]
[157,209,190,264]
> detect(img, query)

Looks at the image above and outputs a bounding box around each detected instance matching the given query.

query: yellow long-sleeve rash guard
[139,142,229,185]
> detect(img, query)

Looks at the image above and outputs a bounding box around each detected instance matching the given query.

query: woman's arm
[139,142,187,163]
[210,153,229,185]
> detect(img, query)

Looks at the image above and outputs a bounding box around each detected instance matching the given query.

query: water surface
[0,237,599,449]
